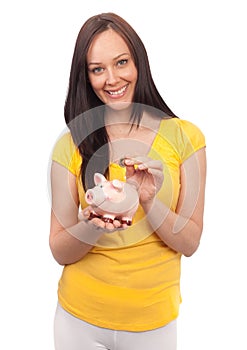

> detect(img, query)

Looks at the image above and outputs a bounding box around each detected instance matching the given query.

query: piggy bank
[85,173,139,226]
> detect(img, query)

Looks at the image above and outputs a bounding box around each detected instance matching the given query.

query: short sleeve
[174,119,206,163]
[52,132,82,176]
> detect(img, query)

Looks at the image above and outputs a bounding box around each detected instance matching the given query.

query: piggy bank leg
[102,214,116,224]
[120,217,132,226]
[88,211,102,220]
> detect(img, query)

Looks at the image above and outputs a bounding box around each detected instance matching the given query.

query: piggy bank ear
[94,173,107,186]
[112,179,124,191]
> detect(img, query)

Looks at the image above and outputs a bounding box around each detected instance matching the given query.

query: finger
[138,160,163,171]
[147,168,164,177]
[124,156,150,165]
[79,207,92,221]
[124,157,163,171]
[105,221,127,232]
[125,163,136,178]
[124,157,152,178]
[89,217,106,229]
[105,222,115,230]
[121,223,129,229]
[147,168,164,186]
[113,219,122,228]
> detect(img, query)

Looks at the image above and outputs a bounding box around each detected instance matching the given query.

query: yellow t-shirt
[52,118,206,331]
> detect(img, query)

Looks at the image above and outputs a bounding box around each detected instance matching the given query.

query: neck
[104,104,133,125]
[104,104,135,138]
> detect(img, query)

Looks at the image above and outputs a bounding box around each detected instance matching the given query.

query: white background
[1,0,246,349]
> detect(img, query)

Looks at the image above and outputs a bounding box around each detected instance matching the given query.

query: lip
[105,84,128,99]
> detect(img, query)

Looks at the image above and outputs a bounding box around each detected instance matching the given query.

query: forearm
[49,220,103,265]
[142,198,202,257]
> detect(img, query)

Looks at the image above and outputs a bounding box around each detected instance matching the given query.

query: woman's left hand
[123,156,164,205]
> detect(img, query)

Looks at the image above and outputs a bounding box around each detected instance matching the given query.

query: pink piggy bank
[85,173,139,226]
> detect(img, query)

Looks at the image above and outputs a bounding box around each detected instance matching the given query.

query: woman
[49,12,206,350]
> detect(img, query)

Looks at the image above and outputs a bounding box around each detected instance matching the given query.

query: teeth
[108,85,127,95]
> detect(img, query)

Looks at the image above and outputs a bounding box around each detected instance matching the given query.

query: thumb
[125,164,136,179]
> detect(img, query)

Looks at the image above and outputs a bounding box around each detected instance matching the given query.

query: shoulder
[52,131,76,156]
[51,131,82,175]
[160,117,204,137]
[158,117,206,162]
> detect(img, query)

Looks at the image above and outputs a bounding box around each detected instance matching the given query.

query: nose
[106,68,119,85]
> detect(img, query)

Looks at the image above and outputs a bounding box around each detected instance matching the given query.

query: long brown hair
[64,12,177,190]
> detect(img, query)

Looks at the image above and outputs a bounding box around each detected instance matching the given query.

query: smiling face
[86,29,138,109]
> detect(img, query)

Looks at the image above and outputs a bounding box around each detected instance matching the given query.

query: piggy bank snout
[85,187,106,206]
[86,190,94,203]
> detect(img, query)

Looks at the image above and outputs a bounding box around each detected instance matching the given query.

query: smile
[106,85,128,96]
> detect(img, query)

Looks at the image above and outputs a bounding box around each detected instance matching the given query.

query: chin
[106,101,133,111]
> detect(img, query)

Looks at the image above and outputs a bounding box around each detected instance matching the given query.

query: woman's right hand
[79,206,127,232]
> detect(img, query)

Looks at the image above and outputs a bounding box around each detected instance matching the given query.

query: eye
[117,59,128,66]
[90,67,104,74]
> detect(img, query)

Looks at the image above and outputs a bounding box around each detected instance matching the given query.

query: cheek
[124,65,138,83]
[89,75,105,91]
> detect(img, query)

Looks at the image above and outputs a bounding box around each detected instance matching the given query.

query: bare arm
[142,148,206,256]
[125,148,206,256]
[49,162,104,265]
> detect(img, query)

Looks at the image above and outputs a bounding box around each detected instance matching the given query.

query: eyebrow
[88,53,130,66]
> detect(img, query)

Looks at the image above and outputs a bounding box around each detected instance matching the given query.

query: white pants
[54,303,177,350]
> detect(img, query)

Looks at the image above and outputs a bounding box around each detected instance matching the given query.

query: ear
[94,173,107,186]
[112,179,124,192]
